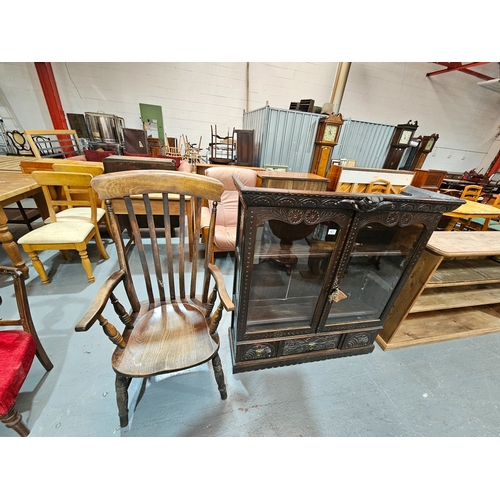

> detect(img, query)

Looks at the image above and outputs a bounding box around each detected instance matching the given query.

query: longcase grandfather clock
[382,120,419,170]
[310,112,344,177]
[409,133,439,170]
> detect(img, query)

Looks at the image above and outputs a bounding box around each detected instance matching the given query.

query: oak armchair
[75,170,234,428]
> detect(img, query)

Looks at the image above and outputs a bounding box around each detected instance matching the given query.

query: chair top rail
[91,170,223,201]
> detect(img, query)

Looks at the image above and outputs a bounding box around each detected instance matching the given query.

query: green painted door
[139,103,164,146]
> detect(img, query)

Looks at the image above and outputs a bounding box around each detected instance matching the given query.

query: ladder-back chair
[75,170,234,428]
[366,179,392,194]
[461,185,482,202]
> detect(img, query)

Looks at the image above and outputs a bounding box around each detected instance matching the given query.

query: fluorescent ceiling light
[477,79,500,93]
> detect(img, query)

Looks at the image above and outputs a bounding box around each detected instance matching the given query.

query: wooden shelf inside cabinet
[377,231,500,350]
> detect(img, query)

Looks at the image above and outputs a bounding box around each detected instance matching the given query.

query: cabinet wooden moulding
[377,231,500,350]
[229,180,463,373]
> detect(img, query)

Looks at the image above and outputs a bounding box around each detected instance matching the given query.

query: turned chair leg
[115,374,130,427]
[77,249,95,283]
[211,353,227,400]
[26,250,50,284]
[0,405,30,437]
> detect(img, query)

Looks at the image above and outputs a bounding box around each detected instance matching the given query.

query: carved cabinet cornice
[229,180,463,373]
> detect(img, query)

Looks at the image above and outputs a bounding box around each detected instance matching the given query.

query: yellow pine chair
[51,163,111,234]
[18,171,109,284]
[460,184,482,202]
[367,179,392,194]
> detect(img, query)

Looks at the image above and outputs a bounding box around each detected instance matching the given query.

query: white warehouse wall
[340,62,500,173]
[1,61,499,173]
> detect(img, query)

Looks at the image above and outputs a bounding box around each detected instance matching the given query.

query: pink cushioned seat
[201,167,257,254]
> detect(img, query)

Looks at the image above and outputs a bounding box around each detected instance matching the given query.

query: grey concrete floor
[2,216,500,440]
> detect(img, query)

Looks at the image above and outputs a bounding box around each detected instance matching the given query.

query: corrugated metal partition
[243,106,321,173]
[242,107,267,167]
[334,119,395,170]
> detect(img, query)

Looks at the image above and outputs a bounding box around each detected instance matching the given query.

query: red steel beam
[34,62,74,156]
[427,62,491,79]
[487,148,500,177]
[458,68,494,81]
[34,62,69,130]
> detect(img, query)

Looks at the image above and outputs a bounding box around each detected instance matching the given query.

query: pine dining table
[443,199,500,231]
[0,170,48,277]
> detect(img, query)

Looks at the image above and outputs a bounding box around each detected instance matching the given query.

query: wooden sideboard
[257,171,329,191]
[330,166,415,194]
[377,231,500,350]
[103,155,175,173]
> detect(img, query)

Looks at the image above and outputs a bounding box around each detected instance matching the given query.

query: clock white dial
[323,124,338,142]
[399,130,413,145]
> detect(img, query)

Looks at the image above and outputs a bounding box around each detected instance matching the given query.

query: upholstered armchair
[201,167,257,261]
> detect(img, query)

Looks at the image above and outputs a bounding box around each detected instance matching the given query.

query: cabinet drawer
[281,335,341,356]
[238,342,278,362]
[341,331,377,350]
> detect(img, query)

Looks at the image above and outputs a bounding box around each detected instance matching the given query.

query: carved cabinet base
[229,180,463,373]
[230,328,376,373]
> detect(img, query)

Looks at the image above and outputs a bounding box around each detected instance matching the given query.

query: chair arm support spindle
[98,315,126,348]
[110,293,132,326]
[209,302,224,344]
[205,284,218,318]
[75,270,126,332]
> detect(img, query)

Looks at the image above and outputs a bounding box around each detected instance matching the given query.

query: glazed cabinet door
[319,212,430,332]
[232,206,353,337]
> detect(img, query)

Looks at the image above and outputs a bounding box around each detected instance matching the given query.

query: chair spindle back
[91,170,224,306]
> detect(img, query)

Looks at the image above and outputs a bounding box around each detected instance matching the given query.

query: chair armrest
[75,270,126,331]
[207,263,235,312]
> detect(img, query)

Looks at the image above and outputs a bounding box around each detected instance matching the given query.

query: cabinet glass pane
[246,219,340,333]
[326,223,425,325]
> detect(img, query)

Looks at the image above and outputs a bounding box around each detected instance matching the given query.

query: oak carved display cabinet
[229,179,463,373]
